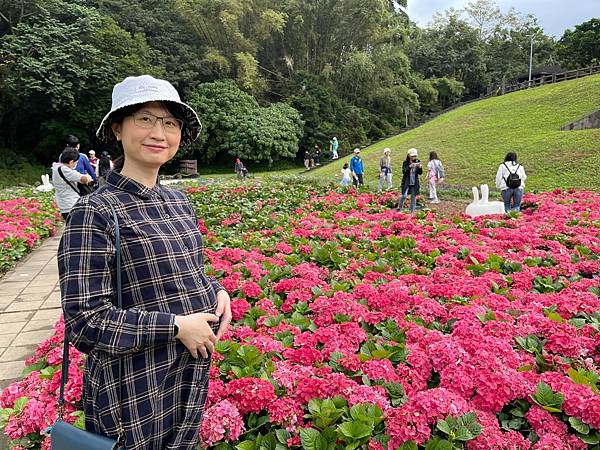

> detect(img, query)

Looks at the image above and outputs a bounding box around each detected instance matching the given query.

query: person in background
[314,145,322,166]
[234,158,248,180]
[65,135,98,183]
[349,148,364,187]
[58,74,231,449]
[378,147,393,191]
[495,152,527,212]
[52,147,93,220]
[304,149,311,170]
[88,150,99,175]
[398,148,423,212]
[98,151,113,183]
[427,151,445,204]
[340,162,352,187]
[330,137,339,160]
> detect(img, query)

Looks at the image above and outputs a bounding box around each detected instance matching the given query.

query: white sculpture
[35,174,54,192]
[465,184,505,217]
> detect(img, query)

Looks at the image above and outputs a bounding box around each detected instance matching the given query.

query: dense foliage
[1,180,599,449]
[0,0,596,168]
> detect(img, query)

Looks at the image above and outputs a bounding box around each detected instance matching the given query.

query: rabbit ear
[480,184,490,203]
[472,186,480,203]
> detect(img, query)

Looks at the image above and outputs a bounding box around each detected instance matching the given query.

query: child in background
[427,151,445,204]
[340,163,352,187]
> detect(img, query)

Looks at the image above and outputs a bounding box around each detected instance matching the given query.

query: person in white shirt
[340,163,352,187]
[495,152,527,212]
[427,151,445,204]
[52,148,93,220]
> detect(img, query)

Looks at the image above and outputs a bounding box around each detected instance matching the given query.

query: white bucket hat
[383,147,391,154]
[407,148,418,157]
[96,75,202,147]
[353,148,361,154]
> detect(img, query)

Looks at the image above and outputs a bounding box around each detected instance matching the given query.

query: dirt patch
[423,198,470,217]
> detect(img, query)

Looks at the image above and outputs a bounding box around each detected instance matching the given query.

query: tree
[557,19,600,69]
[187,80,303,164]
[0,0,157,159]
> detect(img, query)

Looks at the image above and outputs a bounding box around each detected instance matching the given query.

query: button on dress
[58,171,223,449]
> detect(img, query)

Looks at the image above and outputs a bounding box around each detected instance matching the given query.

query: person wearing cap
[398,148,423,212]
[58,75,231,449]
[330,136,339,159]
[349,148,365,187]
[88,150,99,174]
[378,148,393,191]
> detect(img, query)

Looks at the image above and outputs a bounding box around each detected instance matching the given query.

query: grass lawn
[306,75,600,192]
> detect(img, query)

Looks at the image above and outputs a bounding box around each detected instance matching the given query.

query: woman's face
[111,101,181,170]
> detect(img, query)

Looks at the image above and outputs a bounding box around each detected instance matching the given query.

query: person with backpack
[495,152,527,212]
[427,151,445,204]
[52,147,93,220]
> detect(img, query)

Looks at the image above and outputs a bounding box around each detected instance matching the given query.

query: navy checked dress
[58,171,223,449]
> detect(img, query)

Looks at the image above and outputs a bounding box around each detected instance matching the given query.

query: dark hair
[66,135,79,148]
[504,152,518,162]
[429,151,438,161]
[108,102,186,172]
[343,163,348,169]
[60,147,80,164]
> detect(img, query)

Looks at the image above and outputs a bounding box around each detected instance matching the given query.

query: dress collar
[106,171,165,200]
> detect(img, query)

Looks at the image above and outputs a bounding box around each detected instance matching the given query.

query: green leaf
[531,382,564,412]
[397,442,418,450]
[13,396,29,414]
[568,417,590,435]
[275,429,291,444]
[337,421,374,440]
[236,440,256,450]
[260,432,277,450]
[299,428,322,450]
[21,359,46,377]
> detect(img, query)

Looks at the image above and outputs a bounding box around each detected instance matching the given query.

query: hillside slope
[309,75,600,192]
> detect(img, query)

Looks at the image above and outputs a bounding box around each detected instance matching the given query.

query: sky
[406,0,599,37]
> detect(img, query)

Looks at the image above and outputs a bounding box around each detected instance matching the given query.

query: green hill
[308,75,600,192]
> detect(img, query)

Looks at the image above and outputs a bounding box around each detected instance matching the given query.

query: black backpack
[503,163,521,188]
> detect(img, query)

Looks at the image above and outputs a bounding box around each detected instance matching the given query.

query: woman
[378,147,393,191]
[495,152,527,212]
[427,151,445,204]
[58,75,232,450]
[398,148,423,212]
[52,147,93,220]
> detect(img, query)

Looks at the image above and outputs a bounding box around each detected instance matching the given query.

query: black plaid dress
[58,171,223,449]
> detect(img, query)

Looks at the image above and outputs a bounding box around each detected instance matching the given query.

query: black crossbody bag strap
[58,203,125,444]
[57,167,82,196]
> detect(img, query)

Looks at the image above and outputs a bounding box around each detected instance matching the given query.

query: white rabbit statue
[465,184,505,217]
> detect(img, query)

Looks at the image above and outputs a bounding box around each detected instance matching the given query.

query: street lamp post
[528,35,534,86]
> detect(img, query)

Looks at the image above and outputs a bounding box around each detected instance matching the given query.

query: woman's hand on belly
[175,312,219,359]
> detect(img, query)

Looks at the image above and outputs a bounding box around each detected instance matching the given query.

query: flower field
[0,192,60,273]
[1,179,600,450]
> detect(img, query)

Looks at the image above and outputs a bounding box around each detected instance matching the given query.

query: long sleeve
[495,165,504,189]
[59,202,175,355]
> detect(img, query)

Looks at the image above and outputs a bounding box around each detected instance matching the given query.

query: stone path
[0,234,62,391]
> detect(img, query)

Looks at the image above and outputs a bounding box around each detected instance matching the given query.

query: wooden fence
[499,65,600,95]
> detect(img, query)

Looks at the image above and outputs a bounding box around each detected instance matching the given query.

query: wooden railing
[498,65,600,95]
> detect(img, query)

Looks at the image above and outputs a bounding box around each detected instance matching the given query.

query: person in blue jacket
[65,135,98,182]
[349,148,364,187]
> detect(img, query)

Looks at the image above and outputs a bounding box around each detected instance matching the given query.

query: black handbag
[51,203,125,450]
[57,166,98,196]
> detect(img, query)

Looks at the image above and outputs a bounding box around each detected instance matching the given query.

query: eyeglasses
[131,112,183,133]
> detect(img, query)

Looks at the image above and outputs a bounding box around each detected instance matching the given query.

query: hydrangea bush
[0,193,60,273]
[1,180,599,450]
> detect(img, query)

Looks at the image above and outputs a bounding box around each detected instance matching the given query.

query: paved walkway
[0,234,62,391]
